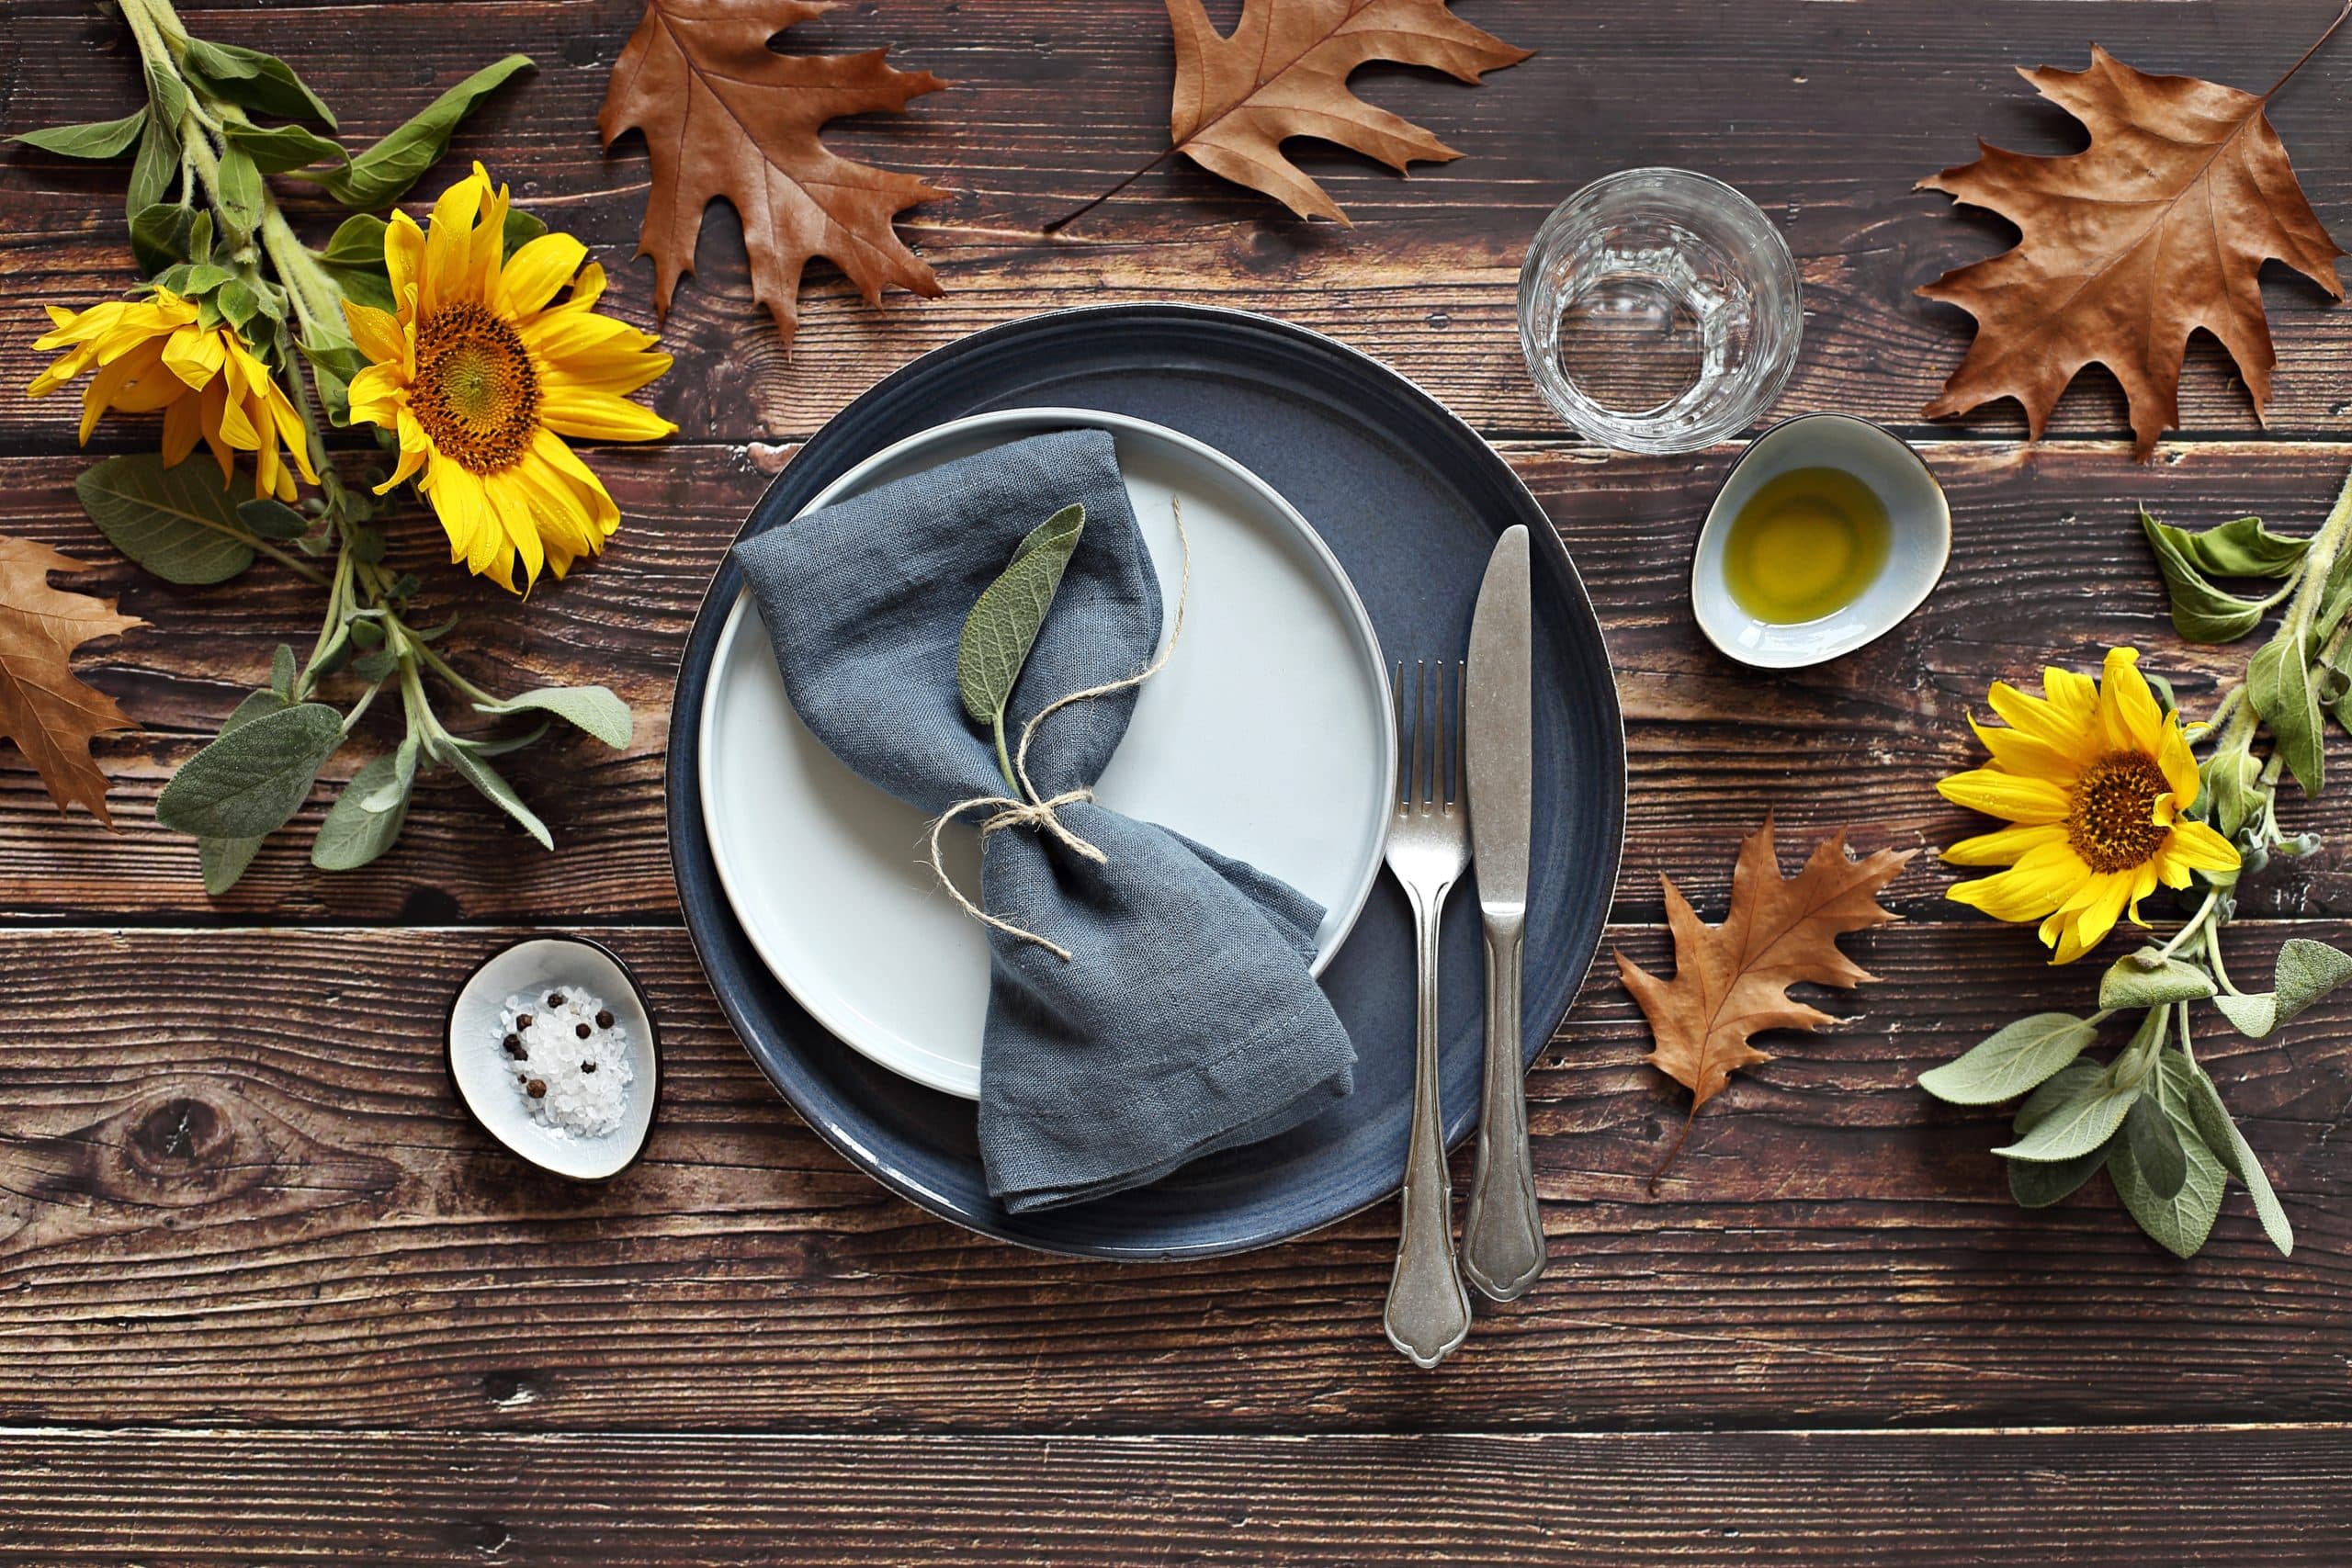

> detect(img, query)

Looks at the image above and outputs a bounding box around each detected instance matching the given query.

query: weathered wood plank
[2,439,2349,922]
[2,1425,2345,1566]
[1,0,2347,450]
[2,921,2345,1431]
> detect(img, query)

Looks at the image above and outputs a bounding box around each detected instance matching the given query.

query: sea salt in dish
[446,935,661,1180]
[497,987,635,1138]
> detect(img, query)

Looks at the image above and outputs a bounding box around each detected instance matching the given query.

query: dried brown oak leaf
[0,536,142,827]
[1918,34,2346,459]
[597,0,948,346]
[1618,818,1912,1177]
[1165,0,1532,222]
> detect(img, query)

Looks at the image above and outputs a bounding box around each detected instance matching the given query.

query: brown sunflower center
[411,302,538,474]
[2068,750,2171,874]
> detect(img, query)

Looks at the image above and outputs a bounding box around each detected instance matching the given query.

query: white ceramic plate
[697,409,1396,1099]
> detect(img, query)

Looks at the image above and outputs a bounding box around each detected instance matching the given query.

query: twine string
[926,499,1193,962]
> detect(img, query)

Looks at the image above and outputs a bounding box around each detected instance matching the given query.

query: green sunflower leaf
[310,55,534,210]
[2249,627,2324,797]
[12,108,150,161]
[2139,511,2272,644]
[222,120,345,176]
[179,39,339,129]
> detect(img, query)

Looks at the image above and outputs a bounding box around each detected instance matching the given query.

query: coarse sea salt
[496,987,634,1138]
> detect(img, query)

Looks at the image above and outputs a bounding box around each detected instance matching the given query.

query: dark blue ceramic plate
[668,304,1624,1258]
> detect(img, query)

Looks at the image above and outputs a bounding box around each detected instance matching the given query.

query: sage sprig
[957,504,1086,792]
[19,0,630,891]
[1923,467,2352,1258]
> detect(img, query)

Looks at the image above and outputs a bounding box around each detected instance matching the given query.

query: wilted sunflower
[341,163,673,592]
[1940,646,2240,964]
[28,288,318,501]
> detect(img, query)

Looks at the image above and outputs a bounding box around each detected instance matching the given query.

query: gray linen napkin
[735,428,1357,1211]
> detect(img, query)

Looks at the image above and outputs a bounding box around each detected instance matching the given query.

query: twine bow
[927,500,1191,962]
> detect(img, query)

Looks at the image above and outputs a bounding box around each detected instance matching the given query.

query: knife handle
[1463,916,1546,1301]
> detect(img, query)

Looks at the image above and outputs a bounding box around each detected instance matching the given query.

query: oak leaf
[1165,0,1532,222]
[1618,819,1912,1171]
[1919,39,2346,459]
[597,0,949,346]
[0,536,143,827]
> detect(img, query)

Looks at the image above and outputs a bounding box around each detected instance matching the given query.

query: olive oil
[1721,466,1892,624]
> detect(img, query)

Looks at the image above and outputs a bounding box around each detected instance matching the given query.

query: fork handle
[1384,883,1473,1369]
[1463,914,1545,1301]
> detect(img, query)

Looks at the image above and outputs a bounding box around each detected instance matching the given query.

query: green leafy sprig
[1922,467,2352,1258]
[957,504,1086,793]
[15,0,626,890]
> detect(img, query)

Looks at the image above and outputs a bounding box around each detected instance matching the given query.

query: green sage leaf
[221,120,345,176]
[2121,1090,2188,1200]
[74,453,256,584]
[12,108,150,160]
[444,743,552,850]
[215,146,266,236]
[178,39,337,130]
[2248,627,2324,796]
[2212,990,2278,1038]
[2097,951,2214,1011]
[2274,938,2352,1022]
[1918,1013,2096,1106]
[311,55,534,209]
[198,832,266,897]
[311,752,413,872]
[237,497,310,541]
[1996,1055,2143,1163]
[221,688,288,735]
[2007,1130,2115,1209]
[2179,1057,2293,1257]
[156,702,344,839]
[472,686,632,750]
[957,503,1087,774]
[270,644,298,703]
[361,735,419,812]
[2109,1049,2225,1258]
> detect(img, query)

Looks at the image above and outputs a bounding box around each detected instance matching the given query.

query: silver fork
[1382,660,1475,1370]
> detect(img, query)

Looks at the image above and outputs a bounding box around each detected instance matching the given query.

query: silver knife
[1462,524,1545,1301]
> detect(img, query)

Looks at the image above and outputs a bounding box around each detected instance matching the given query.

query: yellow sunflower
[28,288,318,501]
[341,163,674,592]
[1940,646,2241,964]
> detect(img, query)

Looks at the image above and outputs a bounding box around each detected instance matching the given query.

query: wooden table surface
[6,1,2352,1561]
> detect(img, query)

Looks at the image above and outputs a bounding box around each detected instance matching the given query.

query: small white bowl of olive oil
[1691,412,1950,669]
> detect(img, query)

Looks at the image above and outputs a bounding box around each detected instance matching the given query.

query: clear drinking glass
[1516,168,1803,455]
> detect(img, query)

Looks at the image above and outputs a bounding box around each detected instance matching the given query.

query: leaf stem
[991,713,1017,795]
[2262,0,2352,100]
[1040,147,1176,234]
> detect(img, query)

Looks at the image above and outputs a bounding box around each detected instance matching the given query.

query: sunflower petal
[1939,767,2071,824]
[1943,822,2067,867]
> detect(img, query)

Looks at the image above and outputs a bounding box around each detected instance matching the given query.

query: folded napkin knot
[922,498,1191,963]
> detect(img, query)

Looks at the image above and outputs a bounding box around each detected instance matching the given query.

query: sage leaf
[12,109,150,160]
[270,644,297,703]
[958,504,1086,784]
[2122,1090,2188,1200]
[456,721,550,760]
[1996,1055,2142,1163]
[2212,990,2278,1038]
[2007,1130,2115,1209]
[2109,1051,2225,1259]
[74,453,256,584]
[2098,950,2214,1010]
[444,743,552,850]
[178,39,337,129]
[2139,512,2269,643]
[2274,938,2352,1022]
[215,146,266,236]
[2179,1057,2293,1257]
[2249,628,2324,796]
[362,735,420,812]
[222,121,345,175]
[312,55,534,209]
[157,702,343,840]
[1918,1012,2096,1105]
[221,688,288,735]
[198,833,266,897]
[237,497,310,541]
[474,686,632,750]
[311,752,413,872]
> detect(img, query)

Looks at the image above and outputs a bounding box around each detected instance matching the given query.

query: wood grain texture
[1,0,2348,454]
[1,1425,2346,1565]
[4,439,2350,922]
[3,921,2346,1432]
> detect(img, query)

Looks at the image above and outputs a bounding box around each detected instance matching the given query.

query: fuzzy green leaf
[198,832,266,896]
[2007,1129,2115,1209]
[2164,513,2308,579]
[2199,746,2264,840]
[156,702,343,839]
[179,39,337,130]
[12,108,149,160]
[269,644,298,703]
[74,453,257,584]
[237,498,310,540]
[2275,938,2352,1022]
[502,208,547,259]
[317,213,395,312]
[2121,1090,2188,1200]
[2139,511,2271,643]
[2097,951,2215,1011]
[444,743,552,850]
[1919,1013,2096,1106]
[126,113,175,228]
[130,201,201,276]
[215,146,266,236]
[311,751,413,872]
[2109,1050,2225,1258]
[2179,1056,2293,1257]
[311,55,534,209]
[222,120,345,175]
[2248,628,2324,796]
[473,685,633,750]
[1996,1055,2142,1164]
[2211,990,2278,1038]
[957,504,1087,751]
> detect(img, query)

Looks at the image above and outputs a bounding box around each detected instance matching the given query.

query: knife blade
[1462,524,1545,1300]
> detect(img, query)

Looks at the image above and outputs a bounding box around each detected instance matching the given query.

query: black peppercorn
[595,1010,614,1030]
[575,1021,592,1040]
[526,1079,547,1099]
[547,992,565,1009]
[515,1012,534,1031]
[503,1034,526,1059]
[581,1061,597,1074]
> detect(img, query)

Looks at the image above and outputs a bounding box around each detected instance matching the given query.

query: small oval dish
[1690,412,1951,669]
[445,936,660,1181]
